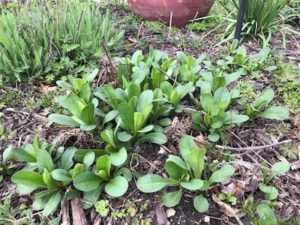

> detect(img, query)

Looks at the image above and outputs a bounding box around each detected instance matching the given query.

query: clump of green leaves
[49,69,101,131]
[244,88,290,121]
[219,0,293,45]
[10,137,75,216]
[274,61,300,114]
[186,16,218,32]
[73,153,131,198]
[94,200,109,217]
[9,136,131,216]
[259,161,290,201]
[137,136,235,212]
[193,86,248,142]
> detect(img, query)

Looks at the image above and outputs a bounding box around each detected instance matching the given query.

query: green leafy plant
[10,137,77,216]
[274,61,300,113]
[259,161,290,201]
[73,154,130,198]
[116,87,167,145]
[218,192,237,205]
[219,0,298,45]
[137,136,235,212]
[94,200,109,217]
[193,86,249,142]
[49,69,101,131]
[245,88,290,121]
[96,82,168,145]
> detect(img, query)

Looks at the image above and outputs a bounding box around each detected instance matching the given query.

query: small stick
[168,11,173,38]
[101,39,117,75]
[215,139,292,152]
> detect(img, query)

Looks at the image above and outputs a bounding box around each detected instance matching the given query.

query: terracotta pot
[128,0,214,27]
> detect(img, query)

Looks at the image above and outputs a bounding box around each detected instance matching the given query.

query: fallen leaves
[212,194,243,225]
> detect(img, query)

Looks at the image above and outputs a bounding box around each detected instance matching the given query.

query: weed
[279,143,299,160]
[144,21,166,33]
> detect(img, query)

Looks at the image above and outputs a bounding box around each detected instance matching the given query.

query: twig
[215,139,292,152]
[168,11,173,38]
[101,39,117,75]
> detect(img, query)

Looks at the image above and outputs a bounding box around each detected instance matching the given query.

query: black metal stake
[234,0,247,40]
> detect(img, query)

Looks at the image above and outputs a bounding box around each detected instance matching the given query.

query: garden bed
[0,1,300,225]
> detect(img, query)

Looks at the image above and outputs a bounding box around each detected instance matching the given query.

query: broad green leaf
[73,171,101,192]
[43,192,62,216]
[3,146,13,162]
[100,129,116,148]
[127,83,141,99]
[252,89,274,110]
[60,147,76,170]
[83,152,95,169]
[82,186,103,209]
[137,174,169,193]
[209,165,235,183]
[115,168,133,182]
[165,156,189,180]
[225,111,249,124]
[137,90,153,112]
[187,148,206,179]
[118,102,134,131]
[72,163,85,178]
[105,176,128,197]
[103,110,118,124]
[57,80,72,90]
[259,106,289,120]
[43,169,58,192]
[134,112,144,132]
[110,147,127,167]
[256,204,277,225]
[12,148,36,163]
[37,148,54,172]
[138,125,154,133]
[79,83,91,103]
[271,161,290,177]
[258,183,278,201]
[16,184,37,195]
[138,132,167,144]
[179,135,197,162]
[51,169,72,182]
[12,171,46,188]
[214,87,231,109]
[117,131,133,142]
[86,69,99,82]
[73,149,106,162]
[201,94,214,114]
[181,179,204,191]
[58,95,86,118]
[163,190,182,208]
[193,195,209,213]
[80,103,95,124]
[96,155,111,178]
[208,134,220,142]
[48,114,80,127]
[80,124,97,131]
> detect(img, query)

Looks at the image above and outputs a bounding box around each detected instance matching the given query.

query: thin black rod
[234,0,247,40]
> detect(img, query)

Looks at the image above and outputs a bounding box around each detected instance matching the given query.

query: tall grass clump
[0,0,124,83]
[218,0,299,45]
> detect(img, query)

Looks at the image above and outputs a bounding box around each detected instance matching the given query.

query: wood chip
[156,205,168,225]
[71,198,88,225]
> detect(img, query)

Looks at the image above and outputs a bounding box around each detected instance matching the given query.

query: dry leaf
[212,194,244,225]
[156,204,168,225]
